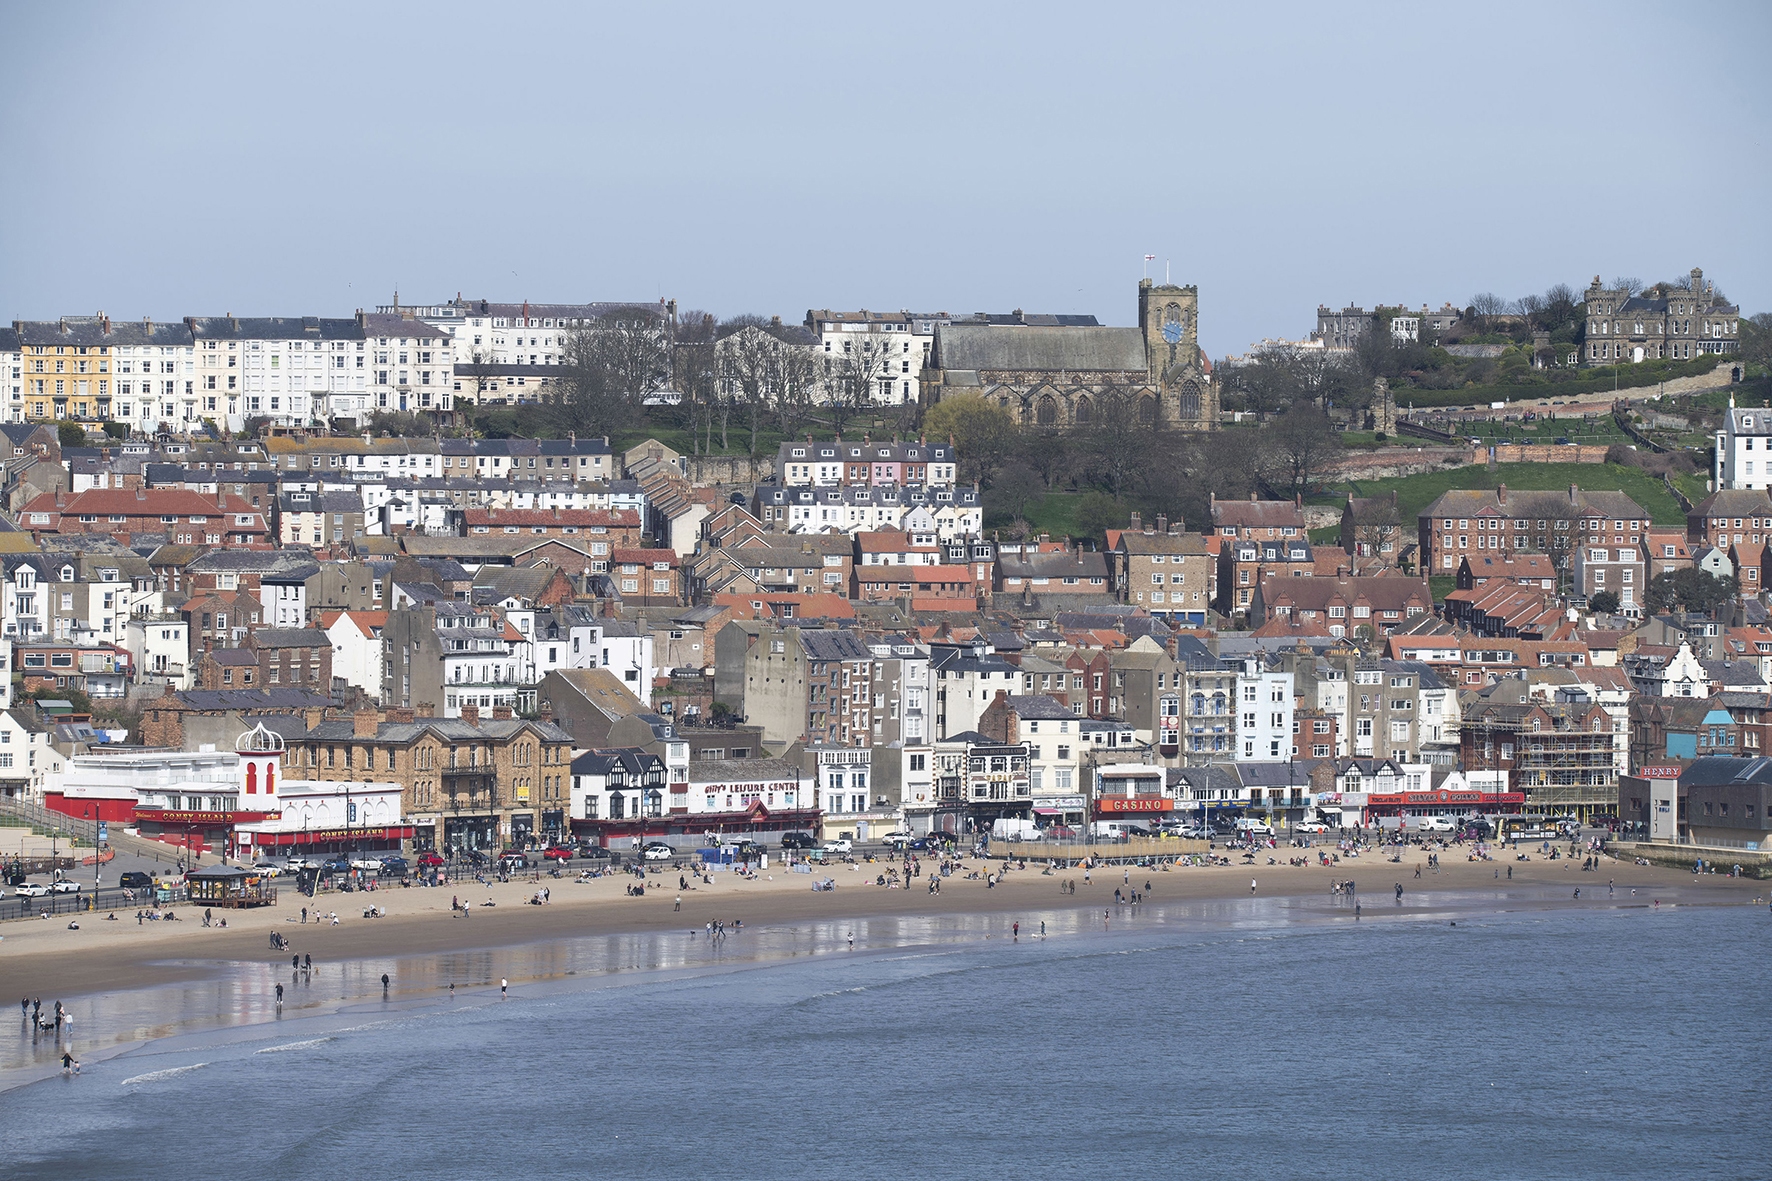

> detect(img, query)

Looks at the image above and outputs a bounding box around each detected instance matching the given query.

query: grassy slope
[1337,461,1693,528]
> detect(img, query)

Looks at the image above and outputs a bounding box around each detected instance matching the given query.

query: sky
[2,0,1767,356]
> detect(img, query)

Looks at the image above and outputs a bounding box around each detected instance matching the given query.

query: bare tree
[555,305,671,436]
[1347,495,1402,563]
[1609,277,1643,297]
[1264,404,1343,496]
[769,342,823,437]
[820,331,895,435]
[1513,293,1546,324]
[1469,292,1507,329]
[673,311,716,454]
[715,316,774,454]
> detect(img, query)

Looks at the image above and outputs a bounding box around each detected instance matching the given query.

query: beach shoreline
[1,847,1757,1003]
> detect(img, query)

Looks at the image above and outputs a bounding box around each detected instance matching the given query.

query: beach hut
[186,863,275,908]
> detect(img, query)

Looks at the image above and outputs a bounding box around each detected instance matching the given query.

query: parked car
[824,838,853,854]
[1293,820,1330,834]
[48,880,82,894]
[378,856,409,876]
[350,857,385,872]
[779,832,816,850]
[322,857,354,875]
[907,837,933,851]
[118,871,153,889]
[13,882,50,897]
[542,846,575,862]
[252,862,284,878]
[576,845,612,860]
[1045,825,1079,840]
[1235,818,1275,836]
[641,842,675,862]
[416,852,445,868]
[498,850,530,869]
[286,858,323,872]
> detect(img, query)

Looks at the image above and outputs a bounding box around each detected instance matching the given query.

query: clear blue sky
[2,0,1766,356]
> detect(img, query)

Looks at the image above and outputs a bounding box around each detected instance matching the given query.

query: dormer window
[59,566,73,583]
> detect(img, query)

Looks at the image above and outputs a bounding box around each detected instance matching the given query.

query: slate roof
[932,324,1146,373]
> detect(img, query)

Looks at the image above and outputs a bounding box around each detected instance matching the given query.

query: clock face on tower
[1162,320,1183,345]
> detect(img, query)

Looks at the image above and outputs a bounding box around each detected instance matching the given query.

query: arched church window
[1074,396,1092,425]
[1036,395,1058,426]
[1138,395,1157,426]
[1179,380,1201,421]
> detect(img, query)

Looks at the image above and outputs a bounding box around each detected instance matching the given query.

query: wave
[254,1037,335,1055]
[121,1062,208,1086]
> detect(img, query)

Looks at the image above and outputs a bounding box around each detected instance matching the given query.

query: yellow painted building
[13,316,195,424]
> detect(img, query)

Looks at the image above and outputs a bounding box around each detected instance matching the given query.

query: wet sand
[1,846,1756,1001]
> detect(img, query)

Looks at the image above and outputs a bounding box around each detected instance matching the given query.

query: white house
[1237,658,1295,762]
[324,610,388,703]
[1714,400,1772,491]
[125,610,192,690]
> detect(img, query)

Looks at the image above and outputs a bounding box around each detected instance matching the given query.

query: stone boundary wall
[1612,840,1772,879]
[682,453,774,488]
[1484,443,1613,465]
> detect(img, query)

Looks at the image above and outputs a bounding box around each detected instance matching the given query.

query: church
[918,279,1217,431]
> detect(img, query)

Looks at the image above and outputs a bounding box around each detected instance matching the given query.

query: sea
[0,892,1767,1180]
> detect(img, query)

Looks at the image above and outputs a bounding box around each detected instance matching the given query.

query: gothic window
[1074,395,1092,425]
[1179,380,1201,421]
[1164,302,1182,330]
[1137,394,1157,426]
[1036,394,1058,426]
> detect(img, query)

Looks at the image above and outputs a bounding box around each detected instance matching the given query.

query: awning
[246,825,416,847]
[1032,808,1063,816]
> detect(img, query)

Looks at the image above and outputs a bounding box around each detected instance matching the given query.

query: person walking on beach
[1250,878,1257,894]
[381,973,390,993]
[674,894,681,912]
[847,931,854,949]
[1013,921,1019,940]
[275,983,283,1007]
[501,978,508,999]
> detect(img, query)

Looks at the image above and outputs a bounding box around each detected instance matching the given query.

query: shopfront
[444,814,501,853]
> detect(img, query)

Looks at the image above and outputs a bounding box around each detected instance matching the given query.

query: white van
[1417,816,1454,833]
[1235,818,1274,836]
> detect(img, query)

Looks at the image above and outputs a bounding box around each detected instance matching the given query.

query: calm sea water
[1,897,1767,1179]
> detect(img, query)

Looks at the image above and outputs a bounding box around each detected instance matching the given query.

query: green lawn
[1022,492,1084,538]
[1336,461,1694,527]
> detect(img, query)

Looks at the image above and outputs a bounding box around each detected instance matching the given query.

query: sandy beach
[0,844,1759,1003]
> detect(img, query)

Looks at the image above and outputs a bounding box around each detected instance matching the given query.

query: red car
[542,846,574,862]
[416,851,445,868]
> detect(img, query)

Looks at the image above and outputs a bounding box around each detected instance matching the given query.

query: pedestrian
[61,1051,73,1074]
[274,983,283,1005]
[381,973,390,992]
[1040,921,1046,937]
[304,953,311,973]
[1013,921,1019,940]
[18,997,25,1016]
[301,906,307,924]
[292,954,299,972]
[501,978,508,998]
[1507,865,1512,879]
[673,894,681,912]
[449,983,455,998]
[1250,878,1257,894]
[847,931,854,949]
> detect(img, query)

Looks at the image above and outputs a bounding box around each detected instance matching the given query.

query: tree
[1587,590,1620,615]
[820,331,895,435]
[922,393,1017,486]
[1072,491,1126,546]
[57,423,86,448]
[365,410,434,438]
[1469,292,1507,329]
[1739,312,1772,372]
[1347,494,1402,562]
[1609,277,1642,297]
[985,460,1045,528]
[1644,566,1739,616]
[714,317,775,454]
[672,312,717,454]
[1221,351,1299,420]
[1076,385,1153,501]
[1264,405,1343,496]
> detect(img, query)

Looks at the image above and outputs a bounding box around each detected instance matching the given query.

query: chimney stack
[352,708,380,738]
[492,705,513,721]
[459,703,479,727]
